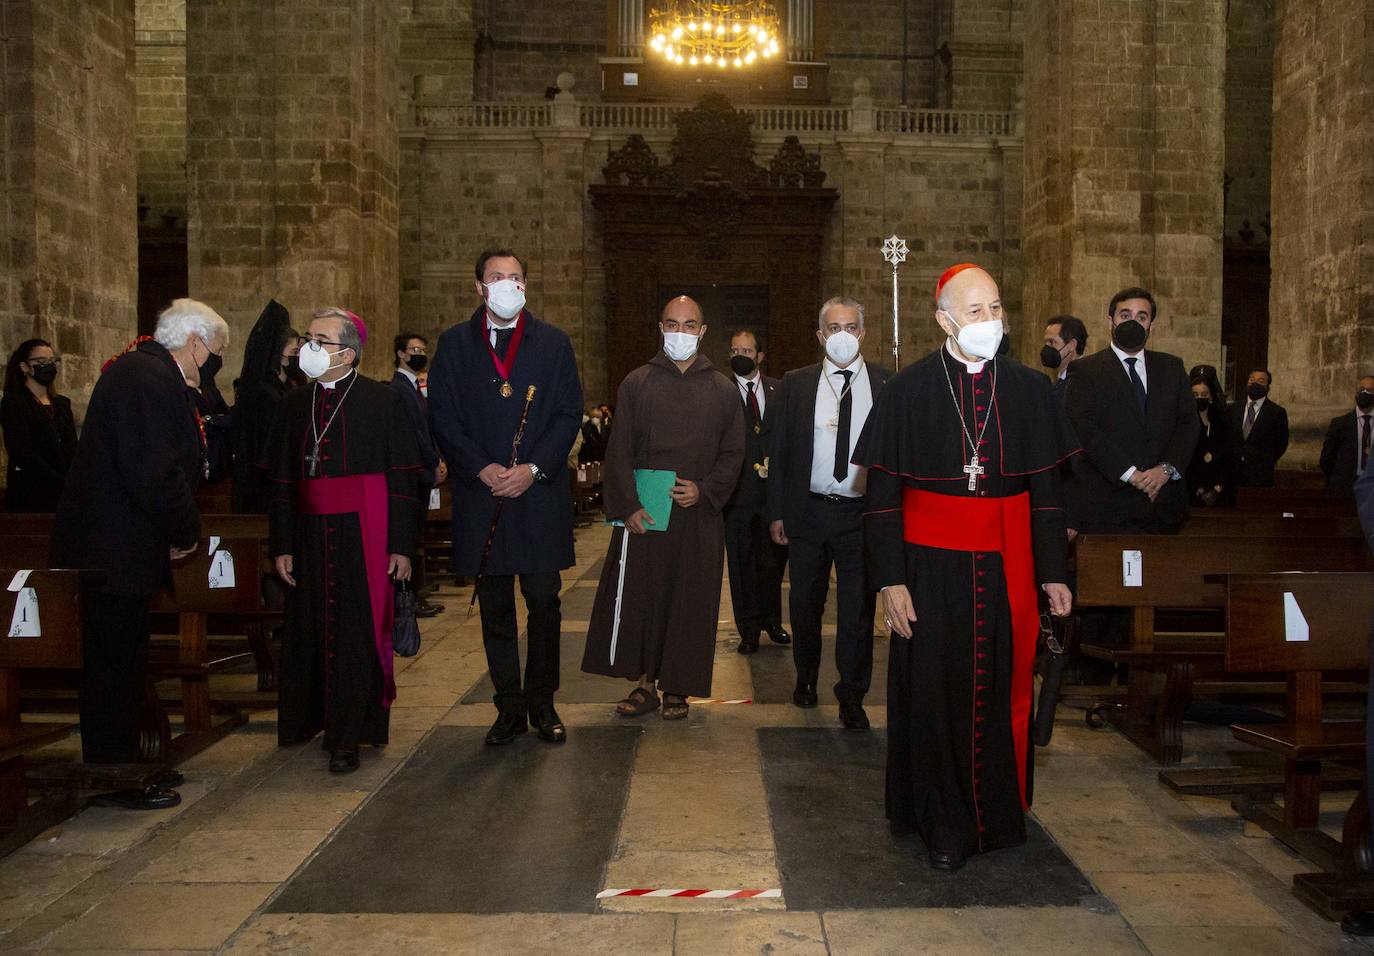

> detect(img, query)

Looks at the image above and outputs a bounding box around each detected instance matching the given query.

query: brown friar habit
[852,345,1079,861]
[265,371,422,753]
[581,352,745,698]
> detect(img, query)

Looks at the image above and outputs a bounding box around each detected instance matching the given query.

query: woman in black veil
[231,300,302,512]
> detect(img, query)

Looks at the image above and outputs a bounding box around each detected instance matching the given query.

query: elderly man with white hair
[52,298,229,810]
[853,264,1078,871]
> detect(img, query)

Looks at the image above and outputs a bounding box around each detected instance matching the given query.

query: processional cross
[881,235,909,370]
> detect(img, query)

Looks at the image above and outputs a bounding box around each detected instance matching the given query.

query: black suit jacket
[579,420,607,463]
[1063,347,1200,533]
[1321,410,1367,497]
[1,388,77,512]
[390,370,439,487]
[1231,398,1289,487]
[766,360,892,532]
[724,372,780,515]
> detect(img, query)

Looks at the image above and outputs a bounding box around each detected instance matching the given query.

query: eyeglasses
[305,338,345,349]
[403,346,428,355]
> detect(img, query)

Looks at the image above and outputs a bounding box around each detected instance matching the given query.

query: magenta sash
[297,474,396,708]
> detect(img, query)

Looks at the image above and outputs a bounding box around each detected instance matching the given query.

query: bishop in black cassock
[265,309,421,773]
[853,265,1078,870]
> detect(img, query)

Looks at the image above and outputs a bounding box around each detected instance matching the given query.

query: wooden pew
[1273,469,1327,491]
[1236,487,1354,517]
[1182,512,1363,539]
[1074,533,1372,764]
[1218,572,1374,918]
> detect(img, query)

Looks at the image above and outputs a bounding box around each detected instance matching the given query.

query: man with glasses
[391,333,445,617]
[264,308,423,774]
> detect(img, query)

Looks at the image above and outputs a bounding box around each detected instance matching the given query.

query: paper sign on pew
[1283,591,1309,643]
[429,488,441,511]
[7,571,39,638]
[208,548,236,589]
[1122,549,1143,588]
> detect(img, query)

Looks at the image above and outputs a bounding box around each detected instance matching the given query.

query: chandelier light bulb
[689,55,698,65]
[672,26,683,39]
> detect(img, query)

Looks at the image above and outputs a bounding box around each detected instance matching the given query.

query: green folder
[608,469,676,533]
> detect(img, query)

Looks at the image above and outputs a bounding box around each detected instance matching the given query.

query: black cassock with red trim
[853,345,1080,862]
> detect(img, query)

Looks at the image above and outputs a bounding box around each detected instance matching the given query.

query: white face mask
[824,330,861,366]
[949,316,1004,361]
[485,279,526,322]
[299,340,341,379]
[663,331,700,362]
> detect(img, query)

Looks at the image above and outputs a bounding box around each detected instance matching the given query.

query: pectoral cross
[306,443,321,478]
[963,454,985,491]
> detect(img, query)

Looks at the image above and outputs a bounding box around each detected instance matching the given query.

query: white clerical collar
[823,356,864,379]
[1110,343,1144,363]
[735,372,761,387]
[397,364,419,386]
[317,369,356,390]
[944,340,986,374]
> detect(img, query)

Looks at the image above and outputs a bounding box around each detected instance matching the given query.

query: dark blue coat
[390,369,440,487]
[428,308,583,576]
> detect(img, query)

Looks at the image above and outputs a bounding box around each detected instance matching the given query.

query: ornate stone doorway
[591,95,837,389]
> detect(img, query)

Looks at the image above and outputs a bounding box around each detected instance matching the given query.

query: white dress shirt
[810,357,873,497]
[1242,395,1266,429]
[1110,343,1148,483]
[734,372,767,419]
[487,315,517,348]
[396,364,420,388]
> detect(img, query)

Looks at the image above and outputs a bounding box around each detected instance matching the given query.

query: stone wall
[1022,0,1226,371]
[1268,0,1374,461]
[0,0,139,418]
[817,0,939,107]
[944,0,1023,112]
[135,0,186,229]
[474,0,605,101]
[1224,0,1272,245]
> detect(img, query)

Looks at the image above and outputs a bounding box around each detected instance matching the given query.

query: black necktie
[1124,356,1146,411]
[746,381,760,425]
[833,369,853,483]
[494,327,514,359]
[1362,414,1372,470]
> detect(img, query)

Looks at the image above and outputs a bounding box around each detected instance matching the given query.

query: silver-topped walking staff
[882,235,909,370]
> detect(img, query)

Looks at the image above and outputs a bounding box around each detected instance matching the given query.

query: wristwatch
[527,462,544,483]
[1160,462,1180,481]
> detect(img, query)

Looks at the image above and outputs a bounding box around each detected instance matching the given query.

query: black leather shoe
[328,749,360,774]
[484,712,528,746]
[839,700,870,731]
[929,850,966,872]
[529,704,567,744]
[737,635,760,655]
[156,769,185,789]
[92,786,181,811]
[1343,911,1374,937]
[793,683,818,708]
[766,626,792,645]
[415,601,444,618]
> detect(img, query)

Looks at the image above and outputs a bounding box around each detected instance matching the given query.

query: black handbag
[393,579,421,658]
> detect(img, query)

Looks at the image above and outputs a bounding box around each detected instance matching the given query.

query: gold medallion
[500,381,514,398]
[754,423,762,434]
[1203,452,1213,463]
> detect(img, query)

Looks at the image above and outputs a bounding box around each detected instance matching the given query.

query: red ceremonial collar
[484,311,527,381]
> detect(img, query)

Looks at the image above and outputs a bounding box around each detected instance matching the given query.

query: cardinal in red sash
[852,264,1079,870]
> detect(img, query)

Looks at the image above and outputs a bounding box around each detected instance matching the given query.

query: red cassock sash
[902,488,1038,807]
[298,474,396,708]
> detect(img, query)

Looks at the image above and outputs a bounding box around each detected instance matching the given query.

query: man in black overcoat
[428,248,583,746]
[391,332,445,617]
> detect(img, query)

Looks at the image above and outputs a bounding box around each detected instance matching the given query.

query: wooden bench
[1073,533,1372,764]
[1236,487,1355,517]
[1216,572,1374,919]
[1182,512,1363,539]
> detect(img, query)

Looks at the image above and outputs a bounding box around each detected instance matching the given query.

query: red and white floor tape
[597,888,782,900]
[686,698,753,705]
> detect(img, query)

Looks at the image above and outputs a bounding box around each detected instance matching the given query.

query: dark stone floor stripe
[459,629,630,705]
[758,728,1102,910]
[745,634,890,705]
[269,725,641,914]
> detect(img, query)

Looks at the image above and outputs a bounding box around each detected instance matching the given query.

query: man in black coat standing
[1063,287,1200,535]
[1320,374,1374,498]
[52,299,229,809]
[723,330,789,655]
[429,249,583,746]
[767,296,892,730]
[1232,367,1290,487]
[391,332,445,617]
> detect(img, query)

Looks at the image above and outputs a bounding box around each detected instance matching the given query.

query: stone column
[1268,1,1374,462]
[945,0,1023,112]
[834,137,893,365]
[186,0,401,380]
[1022,0,1226,366]
[0,0,139,417]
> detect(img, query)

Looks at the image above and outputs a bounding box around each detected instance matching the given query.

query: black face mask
[200,351,223,382]
[1112,319,1148,351]
[406,353,428,373]
[1040,345,1063,370]
[1195,396,1211,412]
[284,356,301,377]
[29,364,58,387]
[1246,382,1268,401]
[729,355,757,377]
[1358,391,1374,411]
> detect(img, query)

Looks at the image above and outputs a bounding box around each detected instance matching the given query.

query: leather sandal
[661,694,690,720]
[615,686,660,717]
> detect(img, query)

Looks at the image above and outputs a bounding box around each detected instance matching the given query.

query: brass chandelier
[647,1,782,69]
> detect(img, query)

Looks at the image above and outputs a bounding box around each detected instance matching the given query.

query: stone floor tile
[633,717,762,774]
[1052,823,1212,873]
[133,828,329,884]
[177,731,277,775]
[1092,871,1290,927]
[1133,924,1328,955]
[674,912,827,954]
[822,907,1146,955]
[39,882,274,950]
[0,851,106,933]
[966,906,1146,954]
[1031,785,1168,829]
[202,783,367,831]
[20,781,215,858]
[617,771,775,851]
[390,684,463,708]
[220,913,675,955]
